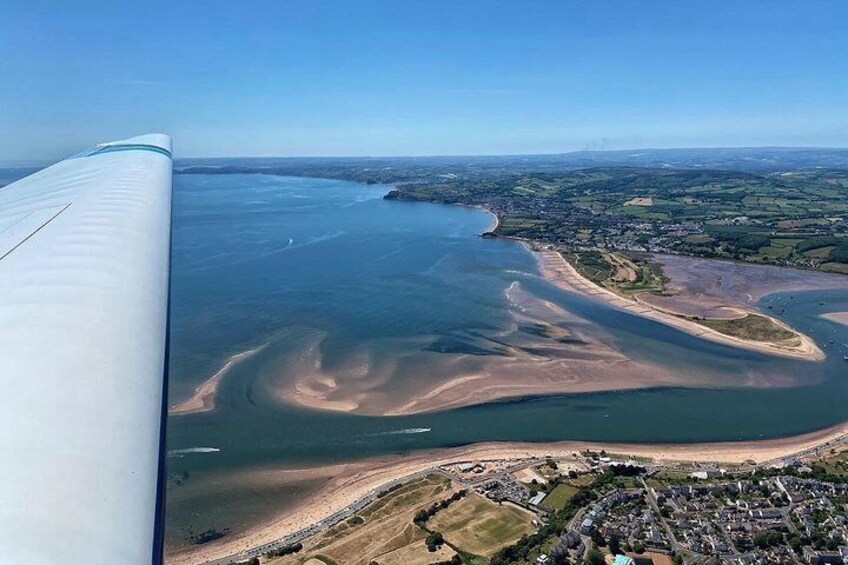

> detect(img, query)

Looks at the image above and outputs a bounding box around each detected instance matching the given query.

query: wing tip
[103,133,172,152]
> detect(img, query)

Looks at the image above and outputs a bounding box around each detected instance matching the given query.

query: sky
[1,0,847,161]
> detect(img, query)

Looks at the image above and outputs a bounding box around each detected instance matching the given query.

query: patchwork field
[386,166,848,274]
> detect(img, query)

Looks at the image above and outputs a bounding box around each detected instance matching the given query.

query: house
[535,554,550,565]
[814,552,843,565]
[561,531,580,548]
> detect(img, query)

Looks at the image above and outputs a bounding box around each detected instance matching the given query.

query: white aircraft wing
[0,134,172,564]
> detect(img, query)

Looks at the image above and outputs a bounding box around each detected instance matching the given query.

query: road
[199,436,848,564]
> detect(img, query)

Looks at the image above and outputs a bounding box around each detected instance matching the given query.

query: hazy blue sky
[2,0,847,160]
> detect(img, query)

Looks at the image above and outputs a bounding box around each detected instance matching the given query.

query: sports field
[428,494,535,557]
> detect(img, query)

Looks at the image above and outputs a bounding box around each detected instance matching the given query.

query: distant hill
[175,147,848,176]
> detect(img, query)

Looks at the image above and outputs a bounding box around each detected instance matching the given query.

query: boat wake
[371,427,432,436]
[167,447,221,457]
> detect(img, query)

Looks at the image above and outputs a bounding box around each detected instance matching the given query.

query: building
[535,554,550,565]
[529,492,547,506]
[561,531,580,548]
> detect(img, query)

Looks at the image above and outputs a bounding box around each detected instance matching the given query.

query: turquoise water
[165,174,848,541]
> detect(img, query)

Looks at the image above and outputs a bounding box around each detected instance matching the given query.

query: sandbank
[822,312,848,326]
[533,247,824,361]
[170,345,266,416]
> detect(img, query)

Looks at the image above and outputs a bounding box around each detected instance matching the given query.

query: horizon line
[173,144,848,161]
[4,144,848,169]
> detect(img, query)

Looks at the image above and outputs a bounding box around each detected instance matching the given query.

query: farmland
[387,168,848,274]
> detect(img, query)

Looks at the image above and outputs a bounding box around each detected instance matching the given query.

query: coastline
[167,421,848,565]
[531,246,824,361]
[480,207,499,232]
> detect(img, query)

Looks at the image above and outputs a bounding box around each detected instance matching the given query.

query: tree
[608,533,621,556]
[591,529,606,548]
[585,549,605,565]
[426,531,445,552]
[753,531,783,549]
[633,541,645,554]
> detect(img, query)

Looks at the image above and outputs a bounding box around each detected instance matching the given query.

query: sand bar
[822,312,848,326]
[277,268,823,417]
[533,247,824,361]
[170,345,266,416]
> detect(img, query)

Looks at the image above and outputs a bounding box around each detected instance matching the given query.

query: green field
[694,314,797,343]
[815,450,848,478]
[428,495,535,558]
[541,483,579,510]
[821,262,848,274]
[566,251,666,298]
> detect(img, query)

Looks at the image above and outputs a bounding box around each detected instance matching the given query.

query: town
[215,436,848,565]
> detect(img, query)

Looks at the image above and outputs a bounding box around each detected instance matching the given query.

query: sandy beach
[481,208,499,232]
[167,421,848,565]
[533,247,824,361]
